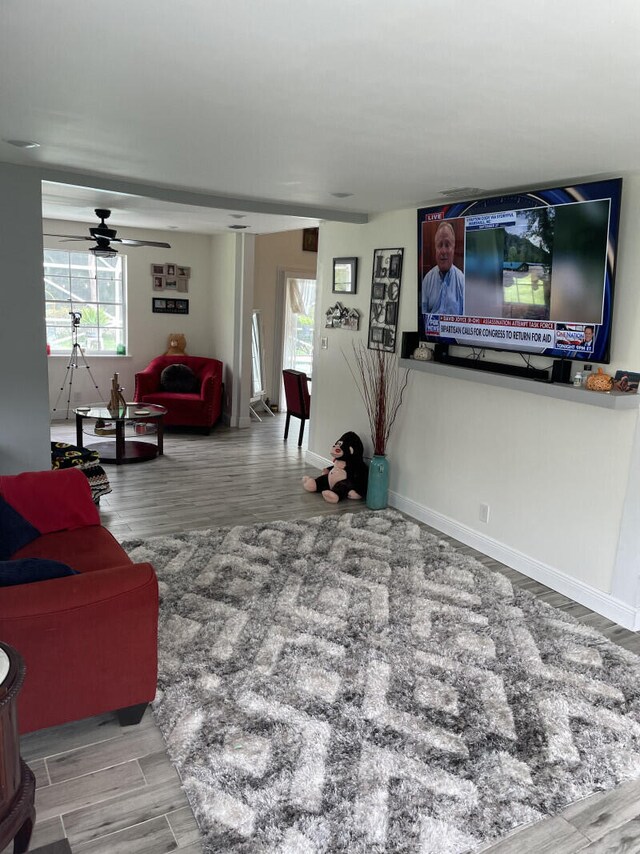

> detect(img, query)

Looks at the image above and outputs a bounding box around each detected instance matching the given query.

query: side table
[75,403,167,465]
[0,642,35,854]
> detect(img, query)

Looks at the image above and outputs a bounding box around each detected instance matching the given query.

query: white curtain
[283,278,310,371]
[288,278,307,316]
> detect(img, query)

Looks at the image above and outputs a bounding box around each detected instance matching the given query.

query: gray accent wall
[0,164,51,473]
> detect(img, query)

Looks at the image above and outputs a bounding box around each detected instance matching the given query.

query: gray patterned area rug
[123,511,640,853]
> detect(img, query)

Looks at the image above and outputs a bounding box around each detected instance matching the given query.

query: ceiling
[40,181,322,236]
[3,0,640,234]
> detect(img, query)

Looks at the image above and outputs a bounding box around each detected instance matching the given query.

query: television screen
[417,178,622,363]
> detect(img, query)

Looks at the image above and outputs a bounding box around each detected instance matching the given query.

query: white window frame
[44,250,127,356]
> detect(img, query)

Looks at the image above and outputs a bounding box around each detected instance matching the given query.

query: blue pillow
[0,558,79,587]
[0,496,40,560]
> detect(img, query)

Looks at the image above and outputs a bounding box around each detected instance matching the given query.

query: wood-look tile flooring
[6,416,639,854]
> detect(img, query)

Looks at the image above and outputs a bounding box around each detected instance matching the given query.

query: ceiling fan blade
[44,227,171,250]
[111,238,172,248]
[43,234,92,241]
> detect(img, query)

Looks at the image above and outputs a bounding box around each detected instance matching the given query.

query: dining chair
[282,369,311,446]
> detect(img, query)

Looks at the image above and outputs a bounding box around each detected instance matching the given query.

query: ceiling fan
[44,209,171,257]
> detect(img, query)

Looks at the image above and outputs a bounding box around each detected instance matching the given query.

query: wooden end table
[0,642,35,854]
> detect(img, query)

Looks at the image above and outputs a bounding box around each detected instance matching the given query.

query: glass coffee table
[75,403,167,465]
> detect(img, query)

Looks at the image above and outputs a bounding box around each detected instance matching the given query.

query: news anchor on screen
[421,220,465,316]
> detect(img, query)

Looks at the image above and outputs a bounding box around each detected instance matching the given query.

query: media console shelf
[399,356,640,410]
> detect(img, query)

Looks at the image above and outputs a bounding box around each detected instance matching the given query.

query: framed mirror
[333,257,358,294]
[251,309,265,398]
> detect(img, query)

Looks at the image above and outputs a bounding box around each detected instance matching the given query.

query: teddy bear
[302,431,368,503]
[165,333,187,355]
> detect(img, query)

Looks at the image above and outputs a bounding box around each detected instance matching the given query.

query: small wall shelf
[400,356,640,410]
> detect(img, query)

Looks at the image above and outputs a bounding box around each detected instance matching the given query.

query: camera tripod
[52,314,104,419]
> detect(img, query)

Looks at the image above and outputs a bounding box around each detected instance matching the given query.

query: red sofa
[0,469,158,734]
[134,355,224,431]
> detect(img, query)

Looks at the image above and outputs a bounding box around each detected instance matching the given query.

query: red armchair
[0,469,158,734]
[134,355,224,431]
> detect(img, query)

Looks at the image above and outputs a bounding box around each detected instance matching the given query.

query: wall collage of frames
[368,247,403,352]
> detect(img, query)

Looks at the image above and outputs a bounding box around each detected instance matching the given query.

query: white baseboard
[305,450,330,470]
[389,490,640,631]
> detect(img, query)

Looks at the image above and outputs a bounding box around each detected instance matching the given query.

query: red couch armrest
[198,360,223,415]
[0,562,159,733]
[0,561,155,618]
[134,367,161,401]
[199,364,218,396]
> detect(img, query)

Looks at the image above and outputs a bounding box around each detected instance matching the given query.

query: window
[283,277,316,376]
[44,250,126,354]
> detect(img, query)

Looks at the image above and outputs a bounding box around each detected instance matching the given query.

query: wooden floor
[6,415,640,854]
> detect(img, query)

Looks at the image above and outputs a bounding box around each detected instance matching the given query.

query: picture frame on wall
[368,246,404,352]
[333,257,358,294]
[152,297,189,314]
[302,227,319,252]
[151,263,190,291]
[385,301,397,325]
[388,253,403,279]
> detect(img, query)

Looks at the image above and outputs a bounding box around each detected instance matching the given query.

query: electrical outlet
[479,503,490,523]
[73,391,82,402]
[321,336,328,350]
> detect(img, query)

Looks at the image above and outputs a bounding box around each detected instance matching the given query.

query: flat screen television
[417,178,622,365]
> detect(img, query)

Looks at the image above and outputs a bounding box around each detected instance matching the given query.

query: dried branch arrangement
[347,342,409,456]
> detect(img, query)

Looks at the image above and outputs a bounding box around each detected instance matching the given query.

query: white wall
[310,178,640,610]
[237,234,255,429]
[0,165,51,473]
[254,230,318,404]
[210,233,239,420]
[44,219,215,415]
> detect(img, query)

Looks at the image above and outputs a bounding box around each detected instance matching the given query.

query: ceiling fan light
[90,245,118,258]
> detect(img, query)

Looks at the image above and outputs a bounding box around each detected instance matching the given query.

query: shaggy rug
[123,511,640,853]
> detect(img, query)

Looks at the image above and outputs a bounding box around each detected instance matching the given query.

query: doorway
[271,269,317,410]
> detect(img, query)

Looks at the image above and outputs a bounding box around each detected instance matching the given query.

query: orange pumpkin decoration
[585,367,613,391]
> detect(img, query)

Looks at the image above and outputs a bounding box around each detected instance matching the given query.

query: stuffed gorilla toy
[302,431,368,503]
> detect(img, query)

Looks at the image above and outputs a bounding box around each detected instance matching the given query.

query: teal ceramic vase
[366,454,389,510]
